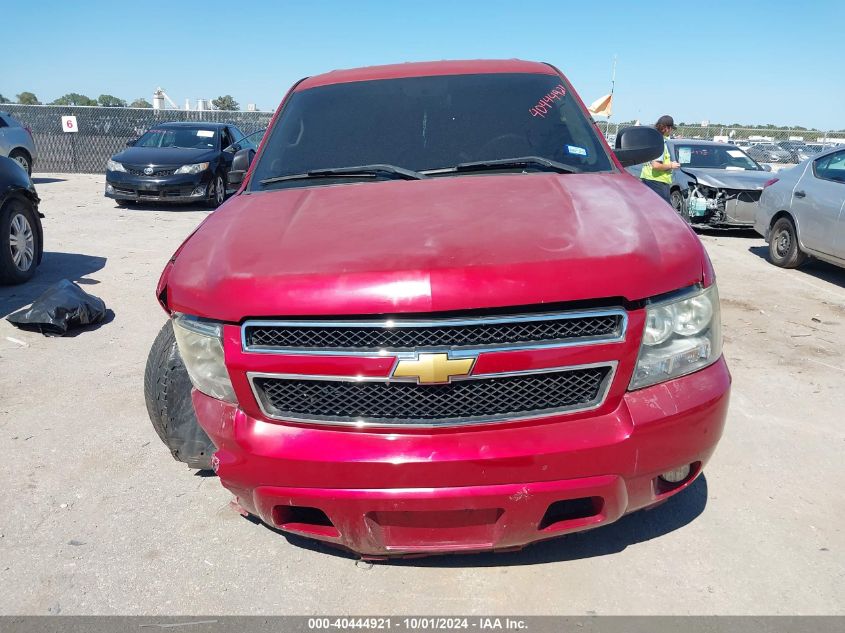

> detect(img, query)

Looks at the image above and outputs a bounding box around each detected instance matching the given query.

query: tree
[50,93,97,106]
[16,91,41,105]
[0,94,10,104]
[98,94,126,107]
[212,95,239,111]
[130,97,152,108]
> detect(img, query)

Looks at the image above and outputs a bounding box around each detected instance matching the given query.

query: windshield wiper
[425,156,581,175]
[259,164,426,187]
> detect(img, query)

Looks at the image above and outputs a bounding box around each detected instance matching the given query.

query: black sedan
[0,155,43,284]
[104,122,255,208]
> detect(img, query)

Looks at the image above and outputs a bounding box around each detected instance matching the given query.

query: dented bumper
[194,358,730,557]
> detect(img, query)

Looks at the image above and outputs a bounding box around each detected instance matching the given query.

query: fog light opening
[654,462,699,495]
[660,464,692,484]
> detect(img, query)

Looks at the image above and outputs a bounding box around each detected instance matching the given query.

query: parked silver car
[0,111,36,175]
[754,146,845,269]
[629,139,773,227]
[745,142,792,164]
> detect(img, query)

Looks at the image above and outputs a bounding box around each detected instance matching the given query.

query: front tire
[9,150,32,176]
[205,173,226,209]
[768,216,807,269]
[144,321,215,469]
[0,197,40,285]
[670,189,688,222]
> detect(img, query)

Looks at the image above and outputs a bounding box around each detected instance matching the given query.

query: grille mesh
[245,314,621,351]
[126,167,177,176]
[252,366,611,426]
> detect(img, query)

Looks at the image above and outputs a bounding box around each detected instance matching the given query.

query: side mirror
[228,148,254,186]
[762,164,772,172]
[614,126,665,168]
[223,143,241,154]
[126,139,136,146]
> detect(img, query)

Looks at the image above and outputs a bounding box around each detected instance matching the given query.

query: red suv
[145,60,730,557]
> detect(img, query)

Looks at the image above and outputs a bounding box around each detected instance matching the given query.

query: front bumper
[195,358,730,556]
[105,171,210,203]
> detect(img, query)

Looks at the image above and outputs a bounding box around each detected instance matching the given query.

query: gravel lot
[1,174,843,615]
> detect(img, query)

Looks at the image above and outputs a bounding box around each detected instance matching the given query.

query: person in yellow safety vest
[640,115,680,203]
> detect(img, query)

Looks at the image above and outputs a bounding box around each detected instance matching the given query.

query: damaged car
[657,140,774,228]
[145,60,730,558]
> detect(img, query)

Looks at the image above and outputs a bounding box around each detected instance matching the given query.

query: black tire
[670,189,687,221]
[205,172,226,209]
[144,321,215,469]
[116,199,137,208]
[768,216,807,269]
[0,197,40,285]
[9,149,32,176]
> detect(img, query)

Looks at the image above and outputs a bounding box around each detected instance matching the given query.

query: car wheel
[670,189,688,221]
[205,173,226,209]
[9,150,32,176]
[0,198,40,285]
[144,320,216,470]
[768,216,807,269]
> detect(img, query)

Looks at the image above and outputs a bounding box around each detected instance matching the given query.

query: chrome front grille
[242,309,625,354]
[249,363,616,428]
[126,167,177,176]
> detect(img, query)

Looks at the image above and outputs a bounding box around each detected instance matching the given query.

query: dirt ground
[1,174,843,615]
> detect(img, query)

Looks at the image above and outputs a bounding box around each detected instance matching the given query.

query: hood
[111,146,217,167]
[165,173,706,320]
[681,167,773,190]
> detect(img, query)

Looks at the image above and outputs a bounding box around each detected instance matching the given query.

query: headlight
[630,285,722,390]
[175,162,210,175]
[172,314,237,403]
[106,159,126,172]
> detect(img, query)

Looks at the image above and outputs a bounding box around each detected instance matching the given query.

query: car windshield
[135,127,217,150]
[675,144,761,171]
[250,73,613,190]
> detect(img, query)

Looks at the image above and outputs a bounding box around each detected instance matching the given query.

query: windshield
[250,73,613,190]
[135,127,218,150]
[675,144,761,171]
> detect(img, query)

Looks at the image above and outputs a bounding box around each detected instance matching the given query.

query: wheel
[144,321,216,469]
[670,189,687,220]
[768,216,807,269]
[0,198,40,285]
[205,173,226,209]
[9,150,31,176]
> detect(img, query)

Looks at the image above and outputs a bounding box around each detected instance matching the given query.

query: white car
[755,146,845,269]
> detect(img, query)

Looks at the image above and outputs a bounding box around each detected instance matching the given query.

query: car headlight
[172,314,237,403]
[175,162,210,175]
[106,159,126,172]
[630,284,722,390]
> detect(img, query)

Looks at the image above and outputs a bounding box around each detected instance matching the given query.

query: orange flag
[588,94,613,118]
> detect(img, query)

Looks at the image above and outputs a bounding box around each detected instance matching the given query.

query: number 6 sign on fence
[61,116,79,133]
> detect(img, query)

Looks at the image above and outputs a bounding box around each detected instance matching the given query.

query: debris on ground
[5,279,107,336]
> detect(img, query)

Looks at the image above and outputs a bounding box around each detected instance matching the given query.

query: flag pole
[608,55,617,138]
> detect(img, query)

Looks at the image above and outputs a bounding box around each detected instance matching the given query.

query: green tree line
[0,92,241,110]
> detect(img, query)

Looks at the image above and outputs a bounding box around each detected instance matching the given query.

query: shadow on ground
[111,200,213,213]
[31,177,67,184]
[748,246,845,289]
[0,251,107,318]
[248,475,709,566]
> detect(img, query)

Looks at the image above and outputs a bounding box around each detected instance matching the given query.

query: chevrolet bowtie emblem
[392,353,475,384]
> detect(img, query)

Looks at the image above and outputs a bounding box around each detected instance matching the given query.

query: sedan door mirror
[614,126,665,168]
[228,148,254,186]
[223,143,241,154]
[762,163,772,172]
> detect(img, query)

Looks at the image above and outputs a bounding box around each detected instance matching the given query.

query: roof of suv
[297,59,558,90]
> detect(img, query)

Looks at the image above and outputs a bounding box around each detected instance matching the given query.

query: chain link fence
[2,105,273,173]
[595,121,845,164]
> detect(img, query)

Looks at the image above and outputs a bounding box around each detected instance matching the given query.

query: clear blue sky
[4,0,843,129]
